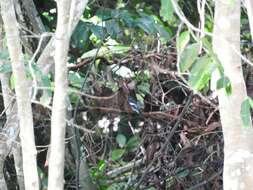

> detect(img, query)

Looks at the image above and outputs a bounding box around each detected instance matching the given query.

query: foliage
[3,0,253,189]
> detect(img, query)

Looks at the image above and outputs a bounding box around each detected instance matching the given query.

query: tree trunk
[48,0,71,189]
[0,0,39,189]
[0,17,9,190]
[213,0,253,189]
[0,18,25,190]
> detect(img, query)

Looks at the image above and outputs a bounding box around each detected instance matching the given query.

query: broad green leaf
[116,134,127,148]
[126,136,140,150]
[69,71,84,89]
[71,22,90,50]
[177,31,190,52]
[241,98,252,128]
[90,25,105,40]
[0,63,12,73]
[189,55,217,91]
[216,76,232,96]
[105,20,122,39]
[96,8,113,20]
[160,0,174,23]
[119,10,136,28]
[136,16,157,35]
[179,43,199,72]
[81,45,130,59]
[111,149,125,161]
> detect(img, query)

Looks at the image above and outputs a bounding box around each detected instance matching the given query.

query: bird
[127,95,141,114]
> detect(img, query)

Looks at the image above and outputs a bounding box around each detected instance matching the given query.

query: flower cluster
[98,116,121,134]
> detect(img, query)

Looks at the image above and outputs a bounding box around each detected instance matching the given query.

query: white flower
[103,127,110,134]
[112,117,120,132]
[98,117,110,129]
[113,125,118,132]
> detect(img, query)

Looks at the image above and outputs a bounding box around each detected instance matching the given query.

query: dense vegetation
[1,0,253,189]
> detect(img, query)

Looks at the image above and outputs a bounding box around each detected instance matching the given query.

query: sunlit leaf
[241,98,252,128]
[160,0,174,23]
[126,136,140,150]
[189,55,217,91]
[116,134,127,148]
[81,45,130,59]
[111,149,125,161]
[97,160,106,171]
[177,30,190,52]
[179,43,199,72]
[69,71,84,89]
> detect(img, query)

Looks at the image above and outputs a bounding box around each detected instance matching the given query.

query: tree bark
[0,17,9,190]
[48,1,72,189]
[0,0,39,189]
[0,19,25,190]
[213,0,253,189]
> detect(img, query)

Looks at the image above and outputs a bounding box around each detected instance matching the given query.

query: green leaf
[71,22,90,50]
[126,136,140,150]
[189,55,217,91]
[97,160,106,171]
[0,63,12,73]
[116,134,127,148]
[90,25,105,40]
[216,76,232,96]
[160,0,174,23]
[216,76,230,89]
[136,16,157,35]
[81,45,130,59]
[137,82,150,94]
[241,98,252,128]
[68,71,84,89]
[105,20,122,39]
[201,37,212,52]
[179,43,199,72]
[111,149,125,161]
[177,31,190,52]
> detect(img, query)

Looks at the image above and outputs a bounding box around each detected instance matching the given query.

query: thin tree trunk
[0,17,9,190]
[13,143,25,190]
[0,0,39,189]
[0,18,25,190]
[48,1,71,189]
[213,0,253,189]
